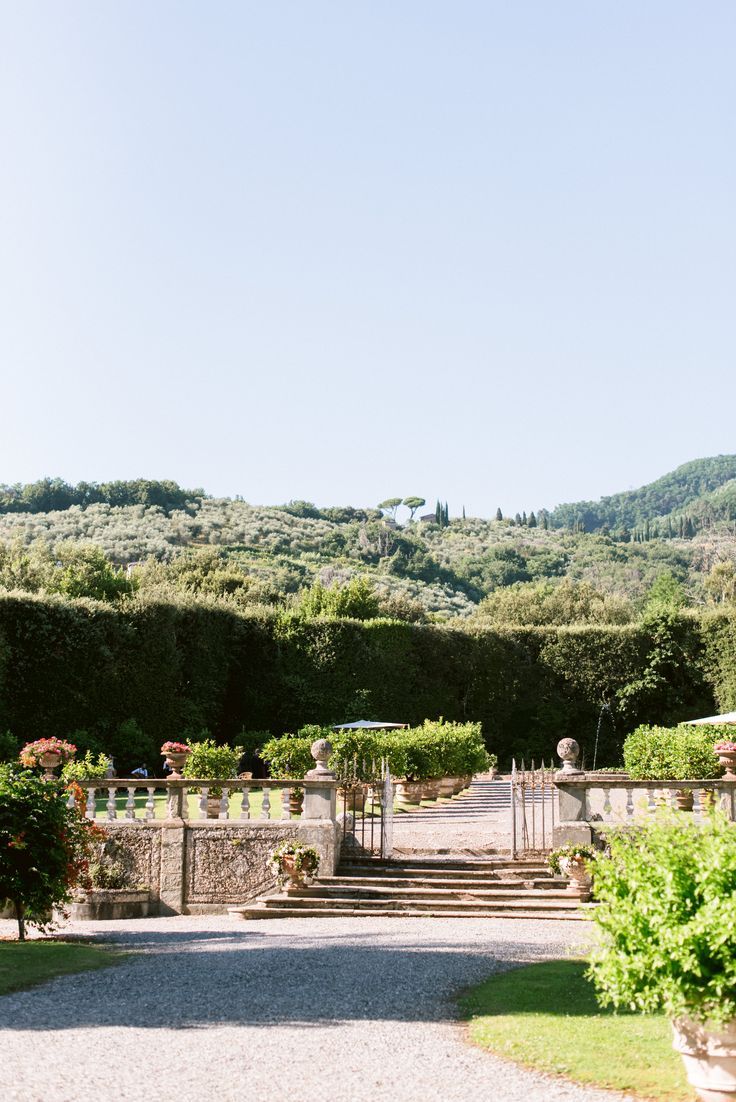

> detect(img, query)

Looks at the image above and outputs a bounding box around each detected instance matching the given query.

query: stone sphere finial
[556,737,582,775]
[306,738,335,779]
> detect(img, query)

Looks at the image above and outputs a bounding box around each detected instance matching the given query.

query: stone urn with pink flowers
[714,740,736,781]
[19,738,77,780]
[160,741,191,779]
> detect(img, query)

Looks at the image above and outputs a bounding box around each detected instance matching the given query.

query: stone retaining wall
[98,818,341,915]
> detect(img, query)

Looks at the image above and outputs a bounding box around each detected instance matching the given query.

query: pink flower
[161,741,191,754]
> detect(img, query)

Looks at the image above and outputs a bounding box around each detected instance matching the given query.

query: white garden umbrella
[683,711,736,725]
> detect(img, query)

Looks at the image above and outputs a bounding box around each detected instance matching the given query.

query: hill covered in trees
[0,461,735,621]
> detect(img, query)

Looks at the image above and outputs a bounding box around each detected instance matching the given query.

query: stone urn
[39,751,62,780]
[559,856,592,902]
[206,796,223,819]
[716,750,736,781]
[164,750,190,779]
[672,1016,736,1100]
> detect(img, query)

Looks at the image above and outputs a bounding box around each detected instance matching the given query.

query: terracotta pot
[341,787,366,814]
[206,796,223,819]
[672,1015,736,1100]
[288,789,304,816]
[396,781,424,806]
[717,751,736,782]
[559,856,592,902]
[675,790,694,812]
[437,776,458,798]
[280,854,309,888]
[420,780,440,801]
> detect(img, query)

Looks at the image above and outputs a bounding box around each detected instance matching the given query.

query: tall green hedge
[0,593,730,768]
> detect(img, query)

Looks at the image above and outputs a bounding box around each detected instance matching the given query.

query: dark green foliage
[0,478,205,515]
[0,593,727,769]
[551,455,736,536]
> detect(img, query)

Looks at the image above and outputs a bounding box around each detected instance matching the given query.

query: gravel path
[391,775,511,853]
[0,913,626,1102]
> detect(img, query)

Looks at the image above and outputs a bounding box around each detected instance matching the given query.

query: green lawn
[459,960,694,1101]
[0,941,125,995]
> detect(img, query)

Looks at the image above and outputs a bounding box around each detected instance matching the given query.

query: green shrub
[182,739,243,797]
[61,751,111,784]
[259,736,315,780]
[623,725,720,780]
[589,814,736,1024]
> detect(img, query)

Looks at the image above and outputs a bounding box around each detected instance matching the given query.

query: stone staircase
[231,854,592,920]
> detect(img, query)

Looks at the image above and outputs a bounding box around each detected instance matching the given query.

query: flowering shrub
[19,738,77,768]
[160,741,191,755]
[0,765,104,939]
[270,841,320,885]
[547,843,596,875]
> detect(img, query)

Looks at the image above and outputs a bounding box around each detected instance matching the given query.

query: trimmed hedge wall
[0,593,731,768]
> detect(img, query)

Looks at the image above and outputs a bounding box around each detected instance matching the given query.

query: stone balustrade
[554,776,736,846]
[67,777,337,822]
[69,739,340,915]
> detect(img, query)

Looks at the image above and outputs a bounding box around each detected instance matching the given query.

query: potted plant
[715,740,736,781]
[589,813,736,1099]
[161,740,191,779]
[270,840,320,888]
[547,843,596,900]
[69,849,150,921]
[19,738,77,779]
[182,738,243,817]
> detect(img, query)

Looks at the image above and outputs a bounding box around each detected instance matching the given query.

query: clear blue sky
[1,2,734,517]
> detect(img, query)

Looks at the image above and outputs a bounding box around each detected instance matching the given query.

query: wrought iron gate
[338,760,394,859]
[510,759,557,857]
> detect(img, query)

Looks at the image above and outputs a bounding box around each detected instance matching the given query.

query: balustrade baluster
[261,788,271,820]
[625,787,634,821]
[145,787,156,820]
[106,787,117,820]
[646,787,656,815]
[693,787,703,823]
[240,785,251,820]
[219,789,229,819]
[199,787,209,820]
[66,790,76,810]
[125,787,136,820]
[603,786,612,819]
[85,786,97,820]
[281,786,291,819]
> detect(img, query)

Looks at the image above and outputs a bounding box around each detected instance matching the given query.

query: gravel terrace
[0,912,627,1102]
[391,774,511,853]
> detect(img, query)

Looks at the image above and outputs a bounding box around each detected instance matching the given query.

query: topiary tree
[0,766,101,940]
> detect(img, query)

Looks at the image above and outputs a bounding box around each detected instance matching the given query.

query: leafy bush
[623,725,720,780]
[589,814,736,1024]
[182,739,243,797]
[0,766,101,939]
[61,751,111,784]
[259,736,315,780]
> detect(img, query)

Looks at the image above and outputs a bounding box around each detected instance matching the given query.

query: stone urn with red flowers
[715,740,736,781]
[19,738,77,780]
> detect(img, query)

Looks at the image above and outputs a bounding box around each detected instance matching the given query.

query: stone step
[231,901,588,921]
[317,876,564,893]
[294,886,574,903]
[263,893,583,913]
[339,859,548,875]
[335,865,552,881]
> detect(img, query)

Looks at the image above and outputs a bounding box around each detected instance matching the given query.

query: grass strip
[0,940,125,996]
[459,959,694,1101]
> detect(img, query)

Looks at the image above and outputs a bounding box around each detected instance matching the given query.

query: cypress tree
[495,508,503,522]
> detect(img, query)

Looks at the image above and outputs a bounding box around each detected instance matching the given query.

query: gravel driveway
[0,913,628,1102]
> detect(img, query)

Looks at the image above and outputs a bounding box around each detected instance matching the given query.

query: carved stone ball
[310,738,333,764]
[557,737,580,764]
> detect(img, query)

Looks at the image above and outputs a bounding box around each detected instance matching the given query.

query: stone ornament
[306,738,335,779]
[556,737,582,775]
